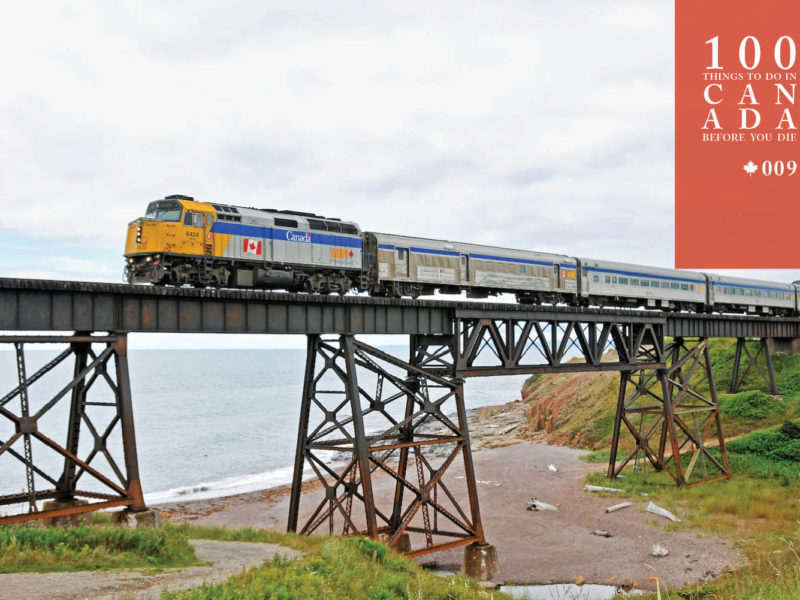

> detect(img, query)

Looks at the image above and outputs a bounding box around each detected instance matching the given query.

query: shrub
[719,391,776,420]
[727,421,800,463]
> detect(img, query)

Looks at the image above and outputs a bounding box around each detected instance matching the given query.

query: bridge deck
[0,278,797,338]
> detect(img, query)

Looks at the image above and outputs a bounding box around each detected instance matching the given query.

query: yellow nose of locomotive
[124,220,163,256]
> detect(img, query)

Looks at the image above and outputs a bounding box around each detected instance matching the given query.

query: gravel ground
[160,442,742,592]
[0,539,300,600]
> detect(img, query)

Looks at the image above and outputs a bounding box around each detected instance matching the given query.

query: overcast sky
[1,1,795,349]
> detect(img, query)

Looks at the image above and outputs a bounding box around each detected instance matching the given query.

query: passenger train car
[124,195,798,316]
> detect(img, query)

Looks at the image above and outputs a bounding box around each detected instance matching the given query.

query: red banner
[676,1,800,268]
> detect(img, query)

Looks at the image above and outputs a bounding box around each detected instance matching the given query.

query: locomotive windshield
[144,200,182,222]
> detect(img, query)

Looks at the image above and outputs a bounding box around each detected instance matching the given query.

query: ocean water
[0,348,527,508]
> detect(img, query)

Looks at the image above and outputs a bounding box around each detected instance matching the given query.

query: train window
[397,249,407,260]
[326,221,343,232]
[274,217,298,228]
[183,212,192,226]
[690,284,695,291]
[593,275,599,282]
[641,280,649,287]
[631,278,639,286]
[737,288,744,295]
[651,280,659,287]
[340,223,359,235]
[671,283,679,290]
[619,277,628,285]
[745,289,752,296]
[611,276,617,284]
[308,219,328,231]
[605,276,611,283]
[146,200,183,222]
[519,265,525,274]
[680,284,689,291]
[660,282,668,288]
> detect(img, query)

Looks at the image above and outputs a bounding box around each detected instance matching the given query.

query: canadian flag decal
[243,238,262,255]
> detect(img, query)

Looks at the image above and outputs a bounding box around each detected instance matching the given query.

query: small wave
[144,464,302,505]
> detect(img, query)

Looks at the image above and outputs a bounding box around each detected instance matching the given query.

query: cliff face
[521,369,619,449]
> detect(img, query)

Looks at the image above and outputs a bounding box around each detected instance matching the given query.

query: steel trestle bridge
[0,278,795,560]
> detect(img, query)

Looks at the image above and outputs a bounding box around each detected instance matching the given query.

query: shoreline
[154,399,532,511]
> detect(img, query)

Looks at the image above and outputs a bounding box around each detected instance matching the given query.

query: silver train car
[707,274,795,315]
[364,232,577,301]
[579,259,707,311]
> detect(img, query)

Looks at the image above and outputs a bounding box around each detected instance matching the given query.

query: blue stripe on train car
[584,266,704,285]
[377,243,460,257]
[379,244,560,267]
[470,253,553,266]
[210,222,362,249]
[712,281,793,294]
[410,246,460,257]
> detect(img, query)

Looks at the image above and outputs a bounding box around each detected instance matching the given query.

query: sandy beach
[157,440,741,590]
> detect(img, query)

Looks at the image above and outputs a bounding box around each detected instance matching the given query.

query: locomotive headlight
[128,258,134,264]
[145,256,152,262]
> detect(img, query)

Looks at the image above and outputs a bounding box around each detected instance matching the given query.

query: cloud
[1,0,798,325]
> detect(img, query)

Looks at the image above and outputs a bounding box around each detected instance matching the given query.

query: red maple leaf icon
[349,250,354,258]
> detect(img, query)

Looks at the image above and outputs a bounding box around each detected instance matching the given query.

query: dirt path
[0,539,300,600]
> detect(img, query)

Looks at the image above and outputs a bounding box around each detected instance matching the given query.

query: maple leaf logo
[743,160,759,176]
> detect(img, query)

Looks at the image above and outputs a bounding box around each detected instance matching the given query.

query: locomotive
[125,194,797,315]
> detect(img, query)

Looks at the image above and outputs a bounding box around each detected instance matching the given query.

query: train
[124,194,798,316]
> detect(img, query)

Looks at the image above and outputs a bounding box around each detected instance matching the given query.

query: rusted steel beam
[0,497,134,526]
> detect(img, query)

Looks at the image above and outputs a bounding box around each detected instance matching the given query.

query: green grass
[585,420,800,599]
[162,536,511,600]
[0,523,199,573]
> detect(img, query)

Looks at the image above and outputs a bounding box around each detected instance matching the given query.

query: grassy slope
[161,528,511,600]
[521,339,800,448]
[519,340,800,599]
[0,521,510,600]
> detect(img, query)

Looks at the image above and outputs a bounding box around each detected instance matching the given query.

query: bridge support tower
[288,333,493,576]
[0,334,147,526]
[730,337,777,395]
[608,337,731,487]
